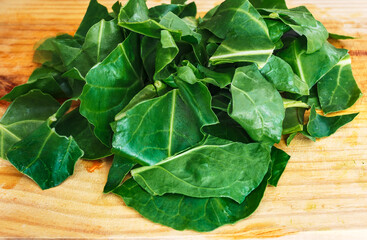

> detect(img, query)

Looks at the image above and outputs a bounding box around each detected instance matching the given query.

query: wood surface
[0,0,366,239]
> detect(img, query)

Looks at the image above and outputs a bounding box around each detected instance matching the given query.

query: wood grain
[0,0,366,238]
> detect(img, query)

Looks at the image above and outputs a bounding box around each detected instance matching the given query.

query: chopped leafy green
[307,106,358,138]
[1,0,362,233]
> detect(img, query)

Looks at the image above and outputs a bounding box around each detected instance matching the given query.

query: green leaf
[0,90,60,159]
[132,141,270,203]
[261,6,328,53]
[1,66,67,101]
[112,86,217,166]
[113,171,270,232]
[260,55,309,95]
[54,108,111,160]
[269,147,290,187]
[82,19,124,63]
[202,0,274,67]
[328,33,355,40]
[79,33,144,146]
[75,0,112,42]
[264,19,291,48]
[175,80,218,126]
[118,0,181,39]
[277,39,348,89]
[229,65,285,143]
[282,107,305,135]
[317,54,362,114]
[307,106,359,138]
[154,30,179,82]
[159,12,201,44]
[140,36,159,80]
[33,34,74,72]
[7,120,83,190]
[103,155,136,193]
[115,82,168,121]
[197,65,234,88]
[283,98,309,108]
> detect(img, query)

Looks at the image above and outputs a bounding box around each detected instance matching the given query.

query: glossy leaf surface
[317,54,362,114]
[277,39,347,89]
[132,141,270,203]
[229,65,285,143]
[0,90,60,159]
[307,106,358,138]
[80,33,144,146]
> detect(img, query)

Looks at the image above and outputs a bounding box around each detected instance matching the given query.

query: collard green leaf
[118,0,181,39]
[269,147,290,187]
[33,34,74,72]
[203,112,252,143]
[132,141,270,203]
[229,65,285,143]
[7,120,83,190]
[79,33,144,146]
[197,65,234,88]
[176,80,218,126]
[154,30,179,82]
[115,82,168,121]
[75,0,112,42]
[307,106,358,138]
[82,19,124,63]
[282,107,305,135]
[159,12,201,44]
[277,39,348,89]
[264,19,291,47]
[1,66,67,102]
[103,155,136,193]
[113,171,269,232]
[260,55,309,95]
[261,6,328,53]
[329,33,355,40]
[317,54,362,114]
[283,98,309,108]
[0,90,60,159]
[141,36,159,80]
[55,108,111,160]
[202,0,274,67]
[53,38,94,76]
[112,86,217,166]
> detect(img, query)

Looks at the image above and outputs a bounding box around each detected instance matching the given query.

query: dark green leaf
[307,106,359,138]
[0,90,60,159]
[82,19,124,63]
[261,6,328,53]
[55,108,111,160]
[269,147,290,187]
[229,65,285,143]
[328,33,355,40]
[277,39,347,89]
[79,33,144,146]
[317,54,362,114]
[282,107,305,135]
[132,141,270,203]
[113,171,269,231]
[75,0,112,42]
[1,66,67,101]
[103,155,136,193]
[112,86,217,166]
[260,55,309,95]
[202,0,274,67]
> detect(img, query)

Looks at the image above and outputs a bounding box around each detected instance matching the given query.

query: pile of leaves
[0,0,362,232]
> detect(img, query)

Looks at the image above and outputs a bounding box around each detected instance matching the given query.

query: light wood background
[0,0,366,239]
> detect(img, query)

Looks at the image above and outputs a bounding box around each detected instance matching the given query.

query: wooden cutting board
[0,0,366,238]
